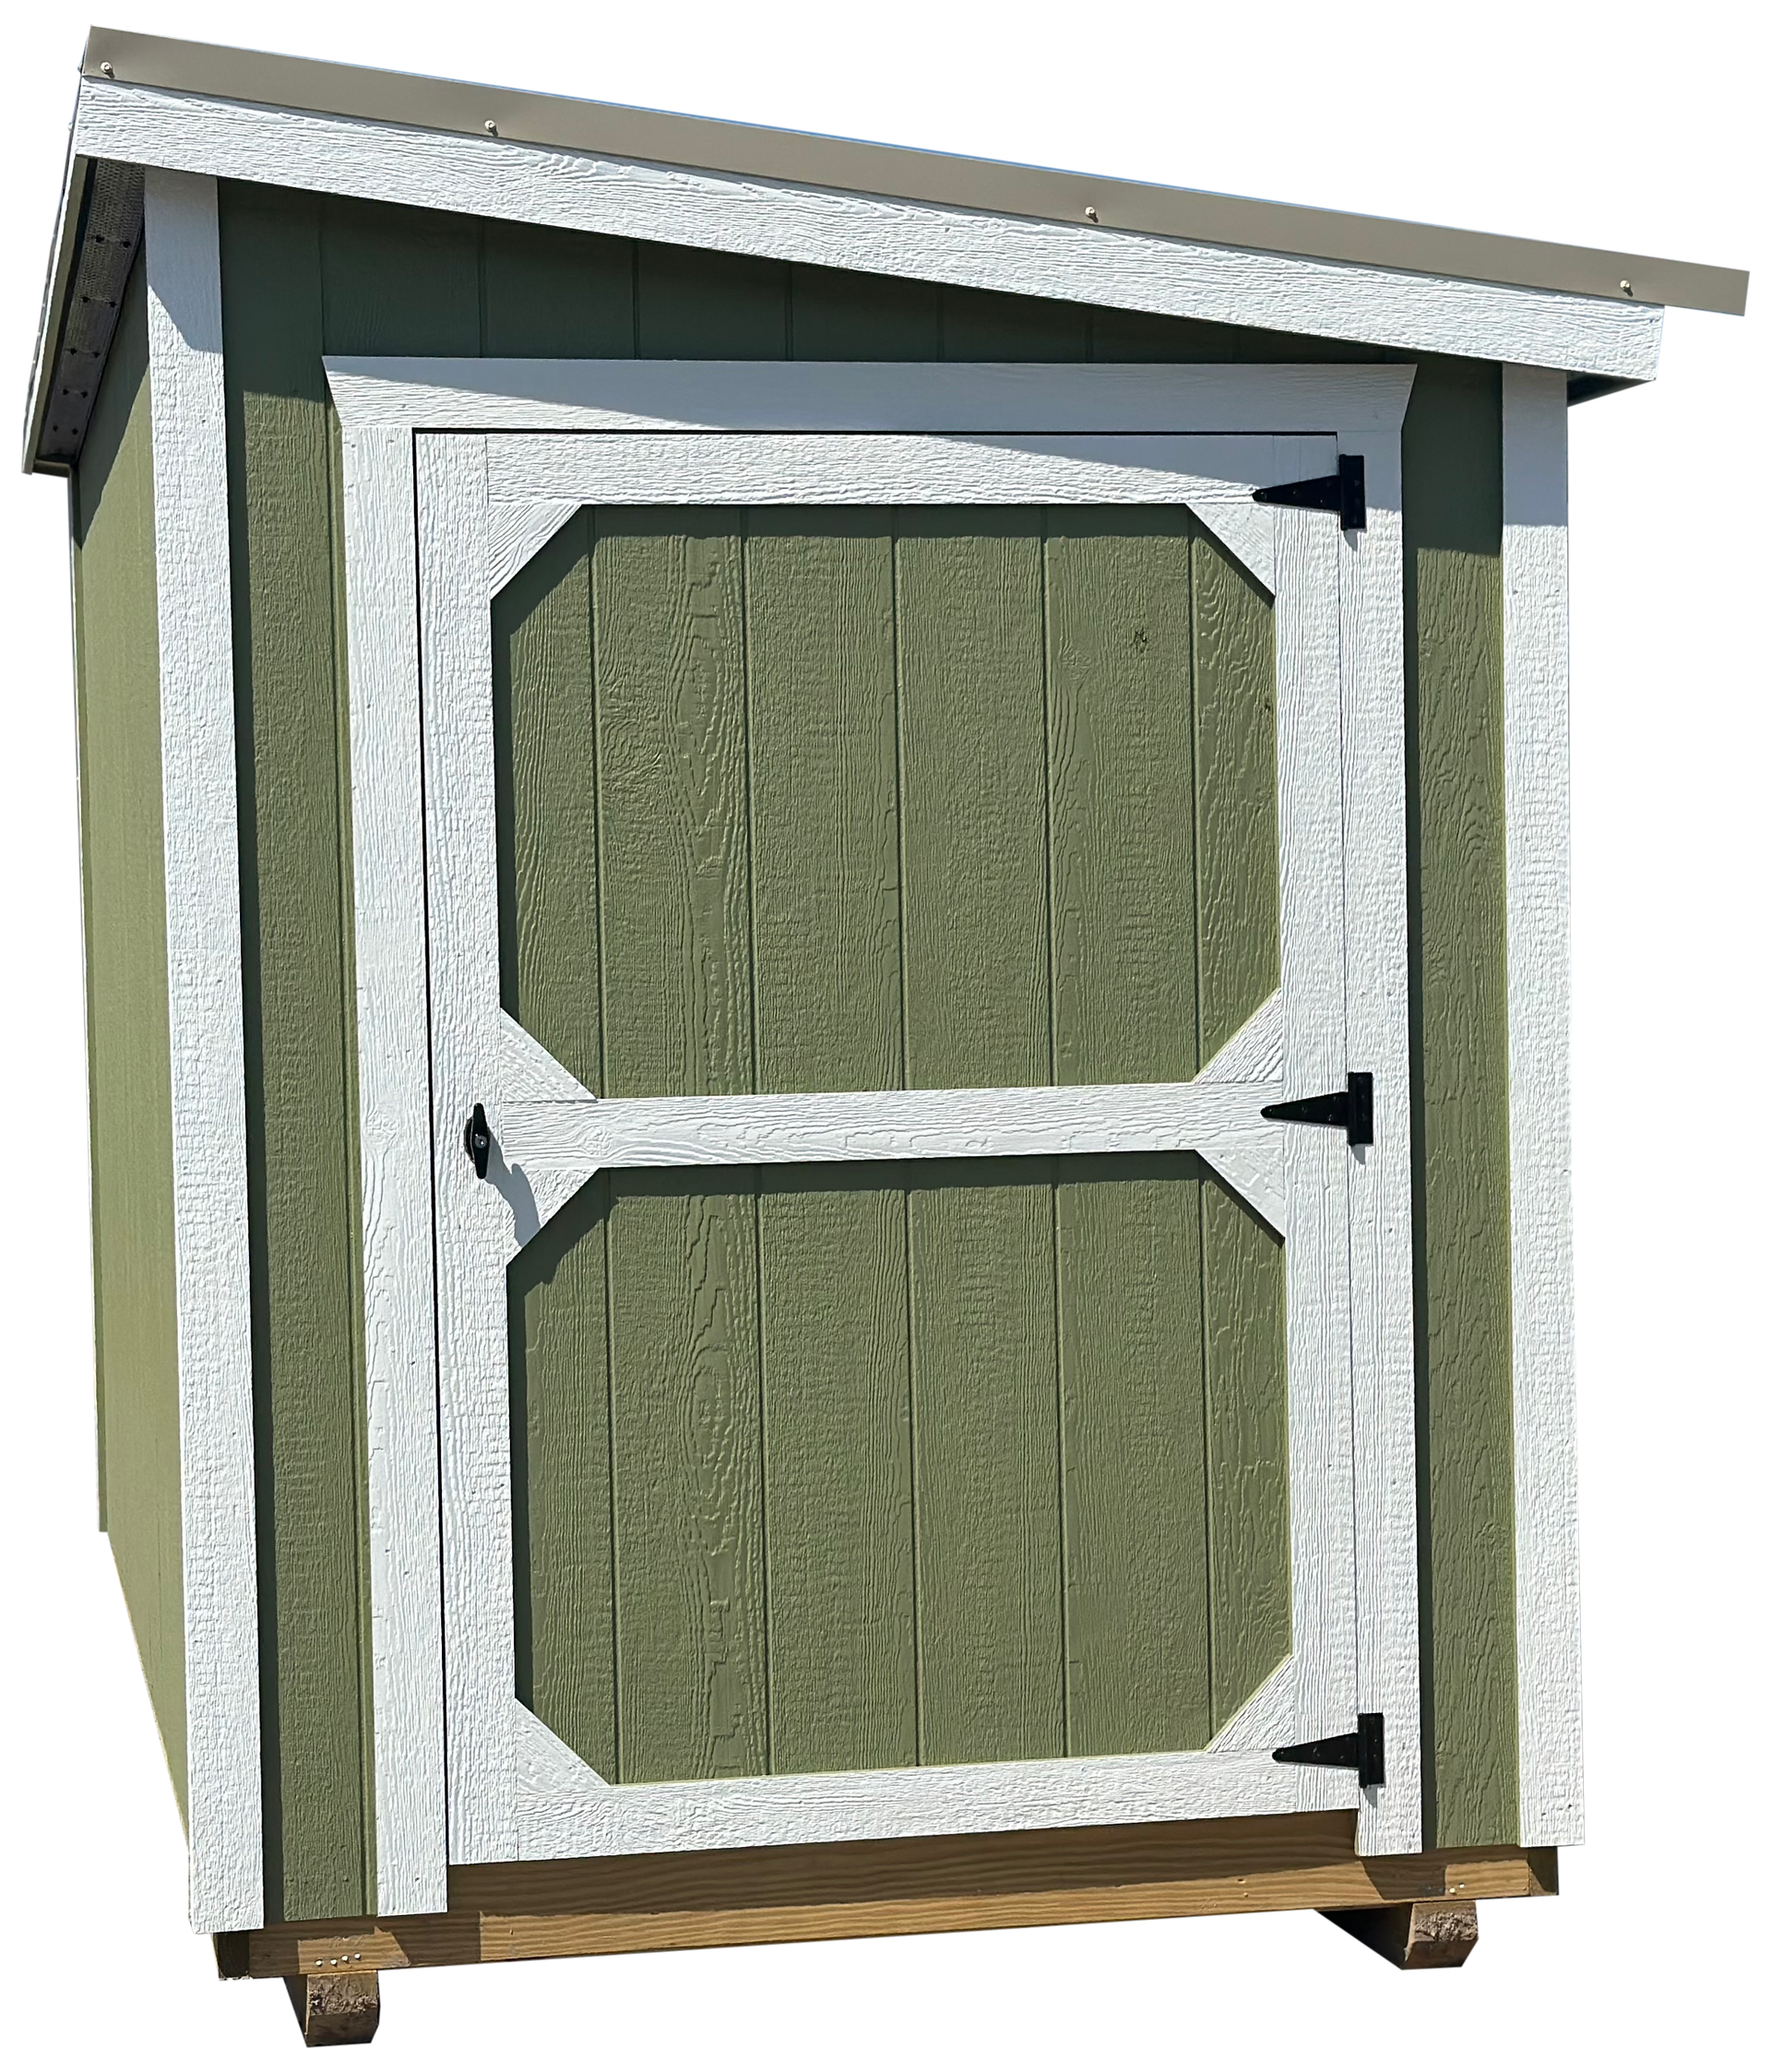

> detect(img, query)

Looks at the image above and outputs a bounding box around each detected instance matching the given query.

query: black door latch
[464,1101,491,1179]
[1253,453,1366,531]
[1262,1071,1373,1147]
[1274,1712,1385,1789]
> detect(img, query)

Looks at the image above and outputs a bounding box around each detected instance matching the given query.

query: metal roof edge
[79,25,1748,318]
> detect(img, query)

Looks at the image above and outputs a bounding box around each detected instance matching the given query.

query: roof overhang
[26,27,1751,474]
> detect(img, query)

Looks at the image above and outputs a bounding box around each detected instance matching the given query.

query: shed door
[414,426,1405,1866]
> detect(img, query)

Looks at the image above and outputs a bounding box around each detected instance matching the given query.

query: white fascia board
[74,79,1662,383]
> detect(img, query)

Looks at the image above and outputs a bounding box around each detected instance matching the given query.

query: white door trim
[329,360,1419,1912]
[143,166,262,1934]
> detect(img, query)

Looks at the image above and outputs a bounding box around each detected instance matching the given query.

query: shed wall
[215,180,1516,1918]
[70,254,188,1818]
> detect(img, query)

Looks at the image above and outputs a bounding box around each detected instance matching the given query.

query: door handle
[464,1101,491,1178]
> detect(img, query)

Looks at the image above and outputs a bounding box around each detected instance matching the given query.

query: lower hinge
[1262,1071,1373,1148]
[1273,1711,1385,1789]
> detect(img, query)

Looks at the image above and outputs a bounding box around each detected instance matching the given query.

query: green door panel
[500,504,1288,1782]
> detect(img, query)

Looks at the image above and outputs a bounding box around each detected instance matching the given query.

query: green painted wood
[897,510,1050,1089]
[942,285,1088,361]
[492,514,602,1092]
[1045,507,1198,1085]
[909,1161,1064,1765]
[757,1169,916,1775]
[591,511,754,1100]
[1191,521,1280,1059]
[72,256,188,1818]
[745,511,902,1094]
[481,220,636,356]
[1404,358,1517,1849]
[1201,1176,1290,1730]
[1058,1155,1209,1757]
[220,181,374,1923]
[508,1174,616,1777]
[637,244,790,357]
[607,1171,768,1782]
[318,195,481,353]
[1088,307,1240,362]
[788,267,940,359]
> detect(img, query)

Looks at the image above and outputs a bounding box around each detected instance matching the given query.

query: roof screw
[1084,205,1099,222]
[99,60,114,77]
[484,119,498,135]
[1619,279,1633,295]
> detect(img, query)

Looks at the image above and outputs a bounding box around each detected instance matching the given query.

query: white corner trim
[144,167,262,1934]
[76,78,1662,382]
[1503,364,1582,1848]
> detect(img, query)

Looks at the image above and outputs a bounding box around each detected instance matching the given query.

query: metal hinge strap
[1253,453,1366,531]
[1261,1070,1373,1147]
[1273,1711,1385,1789]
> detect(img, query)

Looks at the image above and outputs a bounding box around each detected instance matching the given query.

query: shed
[28,25,1749,2045]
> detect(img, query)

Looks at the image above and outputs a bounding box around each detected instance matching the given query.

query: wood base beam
[284,1971,382,2046]
[222,1813,1553,1980]
[1321,1899,1480,1969]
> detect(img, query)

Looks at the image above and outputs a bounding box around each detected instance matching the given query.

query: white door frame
[328,360,1420,1914]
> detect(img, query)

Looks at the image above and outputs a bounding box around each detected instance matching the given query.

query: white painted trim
[327,361,1420,1899]
[143,168,262,1933]
[76,79,1661,381]
[1504,364,1582,1848]
[324,359,1420,436]
[336,416,452,1917]
[1337,433,1422,1853]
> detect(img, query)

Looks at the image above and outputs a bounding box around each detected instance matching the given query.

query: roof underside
[26,27,1750,473]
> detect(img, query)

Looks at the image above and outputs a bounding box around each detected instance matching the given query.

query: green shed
[28,25,1749,2046]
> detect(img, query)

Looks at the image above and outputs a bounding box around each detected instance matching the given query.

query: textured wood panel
[1192,523,1281,1057]
[897,510,1050,1089]
[745,511,902,1094]
[1046,507,1197,1085]
[507,1176,615,1778]
[72,255,187,1816]
[491,515,600,1090]
[1404,359,1518,1848]
[909,1161,1064,1765]
[481,220,635,356]
[608,1172,767,1782]
[1202,1176,1290,1729]
[1058,1156,1208,1756]
[592,511,754,1100]
[758,1171,916,1774]
[221,182,374,1923]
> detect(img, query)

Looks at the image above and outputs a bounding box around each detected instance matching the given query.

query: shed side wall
[71,253,188,1819]
[215,181,1516,1913]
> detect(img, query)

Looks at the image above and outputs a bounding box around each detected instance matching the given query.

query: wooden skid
[1322,1898,1480,1969]
[226,1814,1553,1977]
[284,1971,382,2046]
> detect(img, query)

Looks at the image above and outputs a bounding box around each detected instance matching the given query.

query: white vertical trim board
[144,167,262,1933]
[328,363,1422,1904]
[1504,364,1583,1848]
[338,417,453,1918]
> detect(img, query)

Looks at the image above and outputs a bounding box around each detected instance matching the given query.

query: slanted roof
[27,26,1750,473]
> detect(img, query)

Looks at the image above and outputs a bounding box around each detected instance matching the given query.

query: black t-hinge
[1262,1071,1373,1147]
[1253,453,1366,531]
[1274,1711,1385,1789]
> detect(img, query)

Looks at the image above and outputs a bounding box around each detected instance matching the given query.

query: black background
[14,12,1748,2055]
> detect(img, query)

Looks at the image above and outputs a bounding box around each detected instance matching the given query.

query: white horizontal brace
[325,358,1420,436]
[482,431,1336,510]
[75,80,1662,380]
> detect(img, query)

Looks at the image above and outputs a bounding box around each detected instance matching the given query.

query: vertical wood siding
[71,257,187,1816]
[498,506,1288,1780]
[212,181,1518,1899]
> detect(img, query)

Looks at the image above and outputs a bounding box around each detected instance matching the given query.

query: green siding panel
[221,184,374,1923]
[208,175,1522,1870]
[72,257,187,1818]
[1404,359,1518,1848]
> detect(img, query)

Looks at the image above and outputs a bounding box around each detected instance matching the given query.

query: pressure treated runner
[220,1813,1555,1976]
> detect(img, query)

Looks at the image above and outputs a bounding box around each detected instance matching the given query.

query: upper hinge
[1253,453,1366,531]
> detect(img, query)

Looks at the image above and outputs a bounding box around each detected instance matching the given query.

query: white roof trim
[72,79,1662,384]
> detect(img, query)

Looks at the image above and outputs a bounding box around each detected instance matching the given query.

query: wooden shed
[28,26,1749,2045]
